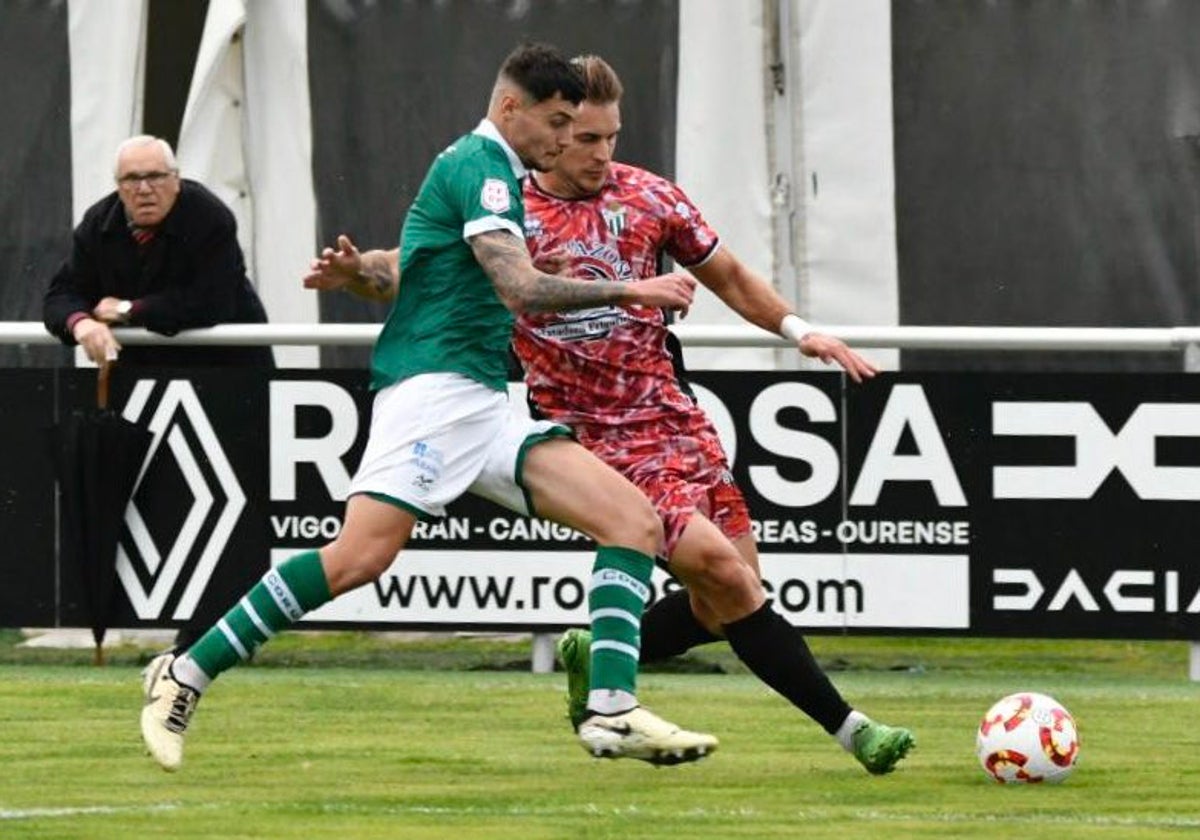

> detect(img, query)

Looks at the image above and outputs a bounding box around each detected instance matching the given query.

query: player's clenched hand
[302,234,361,291]
[798,332,880,384]
[624,272,696,315]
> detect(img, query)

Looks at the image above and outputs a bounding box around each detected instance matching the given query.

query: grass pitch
[1,632,1197,839]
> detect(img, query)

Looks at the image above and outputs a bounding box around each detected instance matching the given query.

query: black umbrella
[51,362,153,665]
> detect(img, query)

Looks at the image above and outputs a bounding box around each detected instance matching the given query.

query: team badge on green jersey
[481,179,511,213]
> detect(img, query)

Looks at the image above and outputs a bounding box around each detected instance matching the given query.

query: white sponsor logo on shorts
[411,441,443,497]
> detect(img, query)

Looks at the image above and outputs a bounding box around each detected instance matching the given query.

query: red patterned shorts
[575,416,752,558]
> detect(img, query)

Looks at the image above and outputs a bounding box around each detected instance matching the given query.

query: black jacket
[43,180,274,368]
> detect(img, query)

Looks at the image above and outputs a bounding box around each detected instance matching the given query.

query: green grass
[0,633,1197,839]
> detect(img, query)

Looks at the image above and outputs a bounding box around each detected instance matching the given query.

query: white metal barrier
[9,321,1199,677]
[5,321,1200,350]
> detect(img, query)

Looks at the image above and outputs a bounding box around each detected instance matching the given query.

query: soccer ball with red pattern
[975,692,1080,783]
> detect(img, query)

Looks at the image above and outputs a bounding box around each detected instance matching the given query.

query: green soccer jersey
[371,119,528,392]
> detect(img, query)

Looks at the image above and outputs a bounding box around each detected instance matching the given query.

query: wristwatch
[115,299,133,322]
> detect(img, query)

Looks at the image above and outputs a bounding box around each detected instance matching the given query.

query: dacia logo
[114,380,246,620]
[993,402,1200,500]
[992,567,1200,613]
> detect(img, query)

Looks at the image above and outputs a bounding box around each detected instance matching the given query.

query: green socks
[586,546,653,711]
[182,551,331,687]
[177,545,654,707]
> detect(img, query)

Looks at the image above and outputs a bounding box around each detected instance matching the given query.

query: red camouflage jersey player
[517,162,744,556]
[512,56,908,776]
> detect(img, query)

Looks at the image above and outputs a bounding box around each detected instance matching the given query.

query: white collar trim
[472,118,527,179]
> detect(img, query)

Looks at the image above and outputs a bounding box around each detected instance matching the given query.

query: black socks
[638,589,718,662]
[723,602,852,734]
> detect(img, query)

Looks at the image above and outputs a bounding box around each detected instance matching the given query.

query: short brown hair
[571,55,623,105]
[499,42,585,105]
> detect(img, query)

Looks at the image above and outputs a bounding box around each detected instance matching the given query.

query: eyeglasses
[117,170,177,188]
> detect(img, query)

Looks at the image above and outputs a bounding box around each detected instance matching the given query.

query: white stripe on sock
[242,599,274,639]
[589,638,640,660]
[588,607,640,628]
[217,618,250,660]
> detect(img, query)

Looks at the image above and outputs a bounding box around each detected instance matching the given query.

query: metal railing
[5,321,1200,351]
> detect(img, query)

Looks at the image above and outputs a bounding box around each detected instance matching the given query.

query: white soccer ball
[975,692,1080,784]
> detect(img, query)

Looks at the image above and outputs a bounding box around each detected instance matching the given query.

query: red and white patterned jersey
[516,162,719,427]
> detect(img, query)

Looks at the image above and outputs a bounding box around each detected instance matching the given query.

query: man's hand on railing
[71,318,120,363]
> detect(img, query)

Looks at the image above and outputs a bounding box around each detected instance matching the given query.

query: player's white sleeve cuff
[463,216,523,242]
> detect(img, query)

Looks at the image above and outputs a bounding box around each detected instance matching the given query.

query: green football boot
[851,720,915,775]
[556,628,591,731]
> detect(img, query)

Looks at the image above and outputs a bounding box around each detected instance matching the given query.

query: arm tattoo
[344,252,399,301]
[471,230,627,313]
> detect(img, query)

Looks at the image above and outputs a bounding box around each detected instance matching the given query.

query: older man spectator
[43,134,273,367]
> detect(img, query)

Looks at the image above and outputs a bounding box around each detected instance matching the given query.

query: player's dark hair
[498,42,585,105]
[571,55,624,105]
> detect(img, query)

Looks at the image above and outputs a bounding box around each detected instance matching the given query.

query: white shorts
[348,372,570,518]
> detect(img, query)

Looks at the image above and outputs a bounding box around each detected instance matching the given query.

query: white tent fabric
[796,0,899,370]
[176,0,251,261]
[675,0,898,371]
[178,0,319,367]
[675,0,777,370]
[243,0,319,368]
[67,0,146,221]
[67,0,146,367]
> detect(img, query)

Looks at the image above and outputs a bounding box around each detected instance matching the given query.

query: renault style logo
[114,380,246,619]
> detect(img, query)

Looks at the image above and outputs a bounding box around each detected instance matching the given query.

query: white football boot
[577,706,718,765]
[140,652,200,771]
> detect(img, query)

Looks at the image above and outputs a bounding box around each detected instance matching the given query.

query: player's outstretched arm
[303,234,399,302]
[470,230,695,314]
[690,245,879,383]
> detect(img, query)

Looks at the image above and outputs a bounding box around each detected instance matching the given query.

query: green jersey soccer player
[141,42,716,771]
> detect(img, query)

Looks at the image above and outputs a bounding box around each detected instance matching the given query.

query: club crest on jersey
[481,179,511,213]
[601,201,626,237]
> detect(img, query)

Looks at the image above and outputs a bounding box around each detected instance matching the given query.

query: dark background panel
[0,1,74,367]
[98,367,274,631]
[50,367,273,631]
[308,0,680,367]
[0,371,59,624]
[7,368,1199,638]
[967,373,1200,638]
[893,1,1200,371]
[143,0,210,149]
